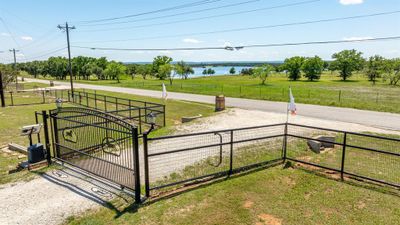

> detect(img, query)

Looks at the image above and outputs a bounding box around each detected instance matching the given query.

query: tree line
[241,49,400,85]
[3,49,400,86]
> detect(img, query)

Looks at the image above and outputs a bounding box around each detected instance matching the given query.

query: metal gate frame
[46,107,141,202]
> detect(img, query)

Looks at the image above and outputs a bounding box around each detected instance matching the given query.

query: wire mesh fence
[142,123,399,196]
[143,124,286,196]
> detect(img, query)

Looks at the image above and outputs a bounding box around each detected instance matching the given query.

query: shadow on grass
[292,164,400,198]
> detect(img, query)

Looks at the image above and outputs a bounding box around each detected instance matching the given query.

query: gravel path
[0,167,128,225]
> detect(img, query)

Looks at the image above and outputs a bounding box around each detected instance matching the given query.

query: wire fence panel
[286,124,345,172]
[344,133,400,186]
[145,124,286,195]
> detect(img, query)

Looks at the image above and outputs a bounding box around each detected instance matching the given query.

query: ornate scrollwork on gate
[101,137,122,156]
[62,128,78,143]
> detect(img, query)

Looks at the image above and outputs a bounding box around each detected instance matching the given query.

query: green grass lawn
[65,72,400,113]
[65,165,400,225]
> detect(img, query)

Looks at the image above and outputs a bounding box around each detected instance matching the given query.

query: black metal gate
[49,107,141,202]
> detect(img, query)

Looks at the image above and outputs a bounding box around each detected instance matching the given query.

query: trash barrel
[215,95,225,112]
[28,144,45,163]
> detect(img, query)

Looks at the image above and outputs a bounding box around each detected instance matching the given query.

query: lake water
[190,66,253,77]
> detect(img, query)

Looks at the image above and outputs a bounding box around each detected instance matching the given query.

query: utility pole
[57,22,75,97]
[9,48,19,90]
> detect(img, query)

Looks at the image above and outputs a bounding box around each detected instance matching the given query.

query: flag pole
[286,86,290,123]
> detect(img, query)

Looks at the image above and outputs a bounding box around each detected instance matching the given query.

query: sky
[0,0,399,63]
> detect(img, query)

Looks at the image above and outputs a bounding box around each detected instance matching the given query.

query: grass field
[70,72,400,113]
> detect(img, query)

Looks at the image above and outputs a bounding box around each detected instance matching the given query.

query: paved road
[27,78,400,131]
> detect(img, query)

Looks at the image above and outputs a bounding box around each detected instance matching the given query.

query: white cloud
[343,36,373,41]
[339,0,363,5]
[21,36,33,41]
[1,32,10,37]
[182,38,202,44]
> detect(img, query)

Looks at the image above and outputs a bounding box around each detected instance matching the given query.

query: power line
[73,10,400,44]
[79,0,261,27]
[75,0,224,24]
[72,36,400,52]
[80,0,320,32]
[24,47,67,61]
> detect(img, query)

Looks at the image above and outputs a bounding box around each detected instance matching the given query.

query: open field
[66,72,400,113]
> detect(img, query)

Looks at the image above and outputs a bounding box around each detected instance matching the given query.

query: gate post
[132,128,141,203]
[52,113,60,158]
[340,132,347,180]
[42,110,52,165]
[229,130,234,175]
[283,123,288,161]
[143,133,150,198]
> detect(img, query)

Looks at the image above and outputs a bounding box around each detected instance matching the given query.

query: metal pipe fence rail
[5,89,70,106]
[142,123,400,197]
[69,90,165,133]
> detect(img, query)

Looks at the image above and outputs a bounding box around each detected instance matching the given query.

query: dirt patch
[243,200,254,209]
[257,213,283,225]
[356,201,366,209]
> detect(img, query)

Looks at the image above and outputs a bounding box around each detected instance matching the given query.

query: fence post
[42,110,52,165]
[376,92,379,103]
[283,123,288,161]
[86,92,89,107]
[229,130,234,175]
[104,95,107,111]
[138,108,142,134]
[35,112,41,143]
[68,90,71,102]
[0,71,5,107]
[94,91,97,109]
[338,90,342,103]
[42,90,45,104]
[239,85,242,98]
[340,132,347,180]
[143,132,150,197]
[132,128,141,203]
[10,92,14,106]
[163,105,166,127]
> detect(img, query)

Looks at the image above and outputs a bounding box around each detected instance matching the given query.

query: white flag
[162,83,168,100]
[288,87,296,115]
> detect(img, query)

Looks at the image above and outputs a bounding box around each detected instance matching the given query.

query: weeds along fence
[142,123,400,197]
[70,90,165,133]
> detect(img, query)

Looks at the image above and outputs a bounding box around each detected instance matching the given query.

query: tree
[282,56,305,81]
[382,58,400,85]
[252,64,274,85]
[202,69,207,75]
[126,64,138,79]
[0,64,18,89]
[175,61,194,79]
[229,67,236,75]
[86,62,104,80]
[301,56,324,81]
[158,64,173,83]
[136,64,153,80]
[240,68,254,75]
[152,55,172,79]
[330,49,365,81]
[365,55,385,85]
[104,62,126,83]
[207,68,215,75]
